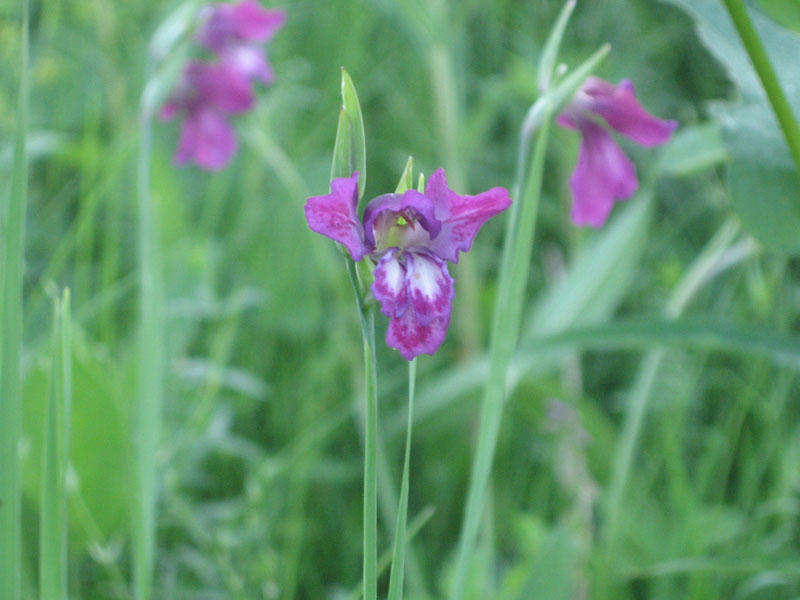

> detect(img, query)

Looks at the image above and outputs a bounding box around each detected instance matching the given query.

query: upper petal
[362,190,442,250]
[223,45,275,84]
[582,77,678,147]
[569,120,638,227]
[175,107,238,171]
[231,1,286,42]
[424,168,512,263]
[304,173,371,261]
[405,252,454,326]
[371,249,409,318]
[385,307,450,361]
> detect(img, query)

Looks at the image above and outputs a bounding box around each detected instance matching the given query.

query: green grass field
[3,0,800,598]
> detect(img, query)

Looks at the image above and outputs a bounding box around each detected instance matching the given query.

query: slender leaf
[538,0,577,92]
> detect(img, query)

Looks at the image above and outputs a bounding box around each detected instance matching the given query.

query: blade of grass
[0,2,29,598]
[538,0,577,92]
[387,358,416,600]
[132,74,166,600]
[451,105,552,600]
[40,290,72,600]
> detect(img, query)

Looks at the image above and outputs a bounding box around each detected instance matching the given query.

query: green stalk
[346,258,379,600]
[451,110,552,600]
[721,0,800,175]
[40,290,72,600]
[132,76,166,600]
[387,359,417,600]
[0,2,29,598]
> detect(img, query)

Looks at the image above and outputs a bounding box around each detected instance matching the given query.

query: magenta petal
[223,45,275,84]
[304,173,371,261]
[405,252,454,326]
[424,169,512,263]
[371,250,409,318]
[176,108,237,171]
[569,120,638,227]
[232,1,286,42]
[186,61,254,114]
[386,307,450,361]
[363,190,442,250]
[582,77,678,147]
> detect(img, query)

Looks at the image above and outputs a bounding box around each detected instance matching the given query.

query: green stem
[133,77,166,600]
[346,259,378,600]
[451,109,552,600]
[387,359,417,600]
[0,2,28,598]
[721,0,800,175]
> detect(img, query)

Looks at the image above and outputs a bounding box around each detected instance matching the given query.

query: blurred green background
[4,0,800,598]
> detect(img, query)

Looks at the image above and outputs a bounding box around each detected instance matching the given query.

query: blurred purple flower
[160,1,285,171]
[160,61,254,170]
[305,170,511,360]
[557,77,678,227]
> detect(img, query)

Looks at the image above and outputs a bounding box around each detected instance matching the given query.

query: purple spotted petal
[386,306,450,361]
[304,173,371,261]
[424,169,512,264]
[371,249,409,317]
[198,1,285,50]
[175,107,238,171]
[405,252,454,326]
[581,77,678,147]
[569,120,638,227]
[363,190,442,250]
[222,45,275,84]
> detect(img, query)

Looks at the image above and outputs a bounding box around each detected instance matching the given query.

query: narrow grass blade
[0,2,29,598]
[40,290,72,600]
[538,0,577,92]
[451,108,552,600]
[133,76,166,600]
[387,359,417,600]
[394,156,414,193]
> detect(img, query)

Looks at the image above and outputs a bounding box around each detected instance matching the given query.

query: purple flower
[160,61,254,170]
[197,0,286,84]
[556,77,678,227]
[305,169,511,360]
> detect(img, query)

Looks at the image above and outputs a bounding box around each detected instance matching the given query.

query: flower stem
[346,259,378,600]
[451,109,552,600]
[387,358,416,600]
[721,0,800,176]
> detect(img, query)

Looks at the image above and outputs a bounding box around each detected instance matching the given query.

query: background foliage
[3,0,800,598]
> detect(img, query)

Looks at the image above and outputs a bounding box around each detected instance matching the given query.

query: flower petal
[582,77,678,147]
[386,308,450,361]
[186,61,254,114]
[569,120,638,227]
[304,173,371,261]
[405,252,454,326]
[424,169,512,263]
[231,1,286,42]
[362,190,442,250]
[371,249,409,318]
[175,107,238,171]
[223,45,275,85]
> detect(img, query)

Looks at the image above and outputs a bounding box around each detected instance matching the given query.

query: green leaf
[663,0,800,253]
[340,68,367,201]
[330,108,354,182]
[39,290,71,600]
[754,0,800,34]
[394,156,414,193]
[537,0,577,92]
[659,122,730,176]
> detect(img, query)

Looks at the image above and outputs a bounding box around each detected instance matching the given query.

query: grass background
[3,0,800,598]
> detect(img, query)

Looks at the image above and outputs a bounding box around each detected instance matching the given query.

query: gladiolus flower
[557,77,678,227]
[305,170,511,360]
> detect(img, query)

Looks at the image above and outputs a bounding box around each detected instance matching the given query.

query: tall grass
[0,2,29,598]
